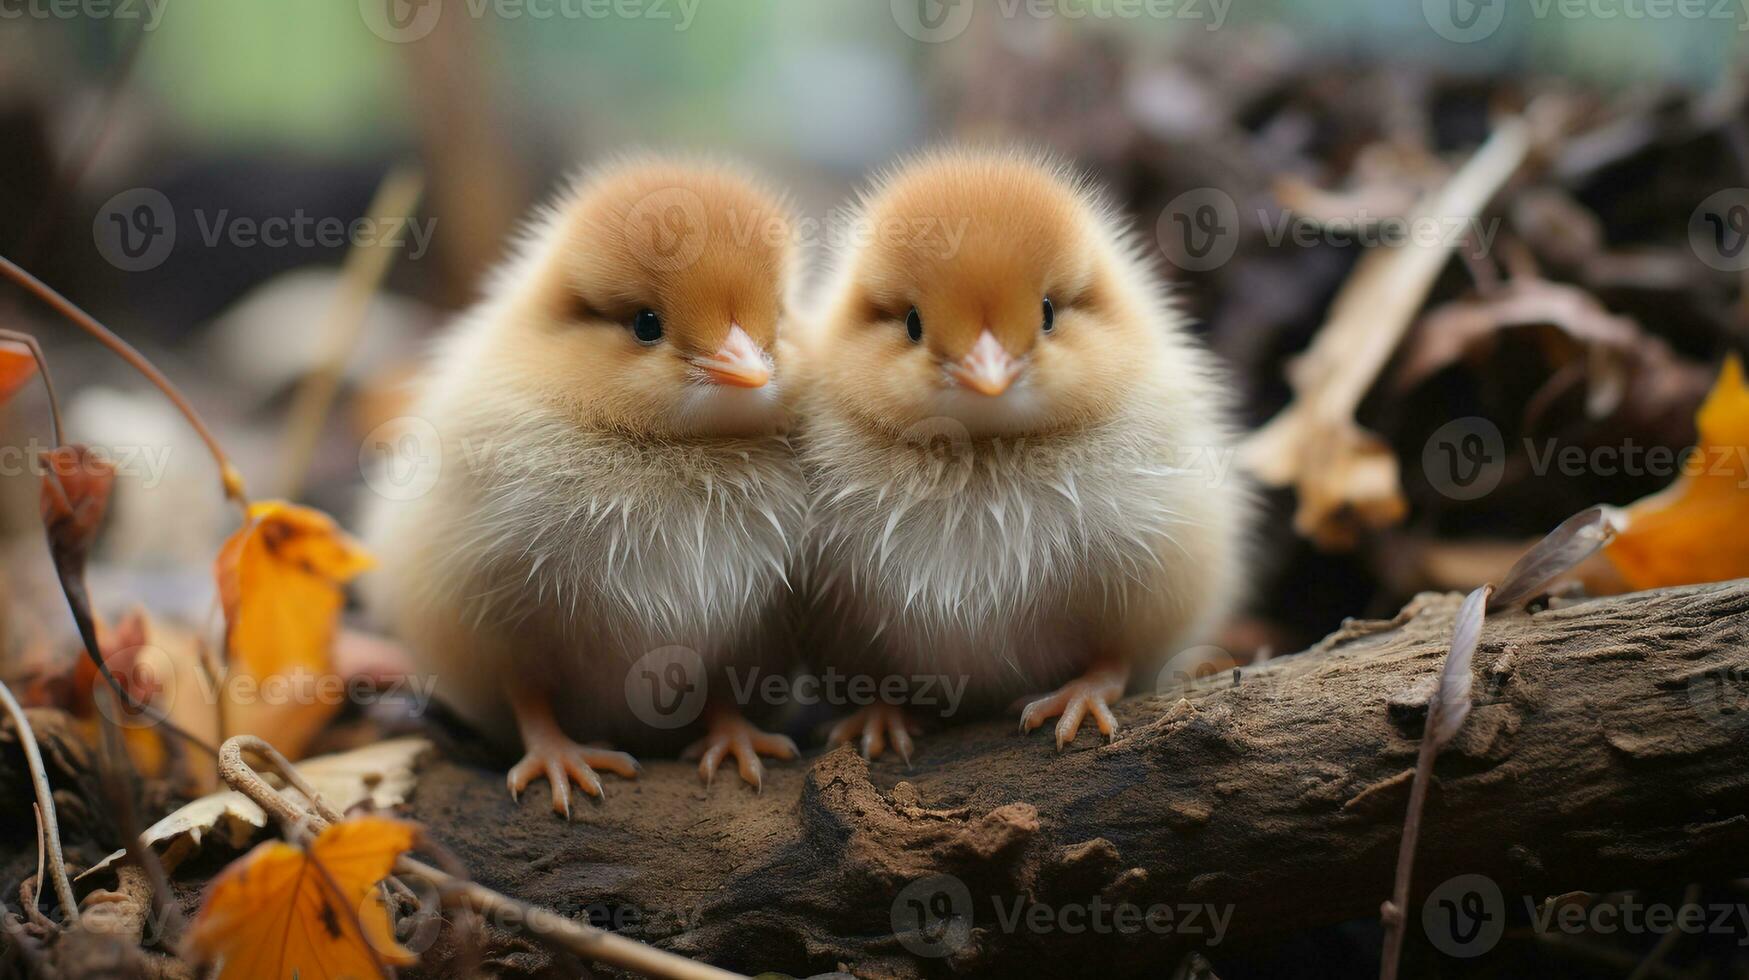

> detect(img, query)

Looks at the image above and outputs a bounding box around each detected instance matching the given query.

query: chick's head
[499,159,798,439]
[817,151,1155,438]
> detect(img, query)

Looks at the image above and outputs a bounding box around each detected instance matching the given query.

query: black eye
[1041,297,1055,334]
[905,307,923,343]
[631,309,663,345]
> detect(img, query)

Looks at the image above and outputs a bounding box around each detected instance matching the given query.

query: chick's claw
[506,739,640,820]
[828,703,920,763]
[1017,667,1126,751]
[682,711,798,792]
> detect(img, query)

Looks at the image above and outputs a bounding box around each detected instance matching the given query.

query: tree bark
[402,582,1748,977]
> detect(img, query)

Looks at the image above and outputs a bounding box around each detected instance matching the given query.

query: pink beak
[947,329,1022,397]
[692,324,770,389]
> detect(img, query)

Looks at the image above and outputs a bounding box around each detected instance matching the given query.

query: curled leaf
[1489,506,1623,612]
[216,502,375,678]
[1428,585,1489,749]
[187,816,418,979]
[39,445,135,710]
[0,342,37,404]
[1605,355,1749,589]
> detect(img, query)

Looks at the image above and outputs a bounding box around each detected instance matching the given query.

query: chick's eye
[631,309,663,345]
[1042,297,1055,334]
[905,307,923,343]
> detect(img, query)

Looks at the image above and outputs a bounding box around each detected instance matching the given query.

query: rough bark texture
[394,580,1749,978]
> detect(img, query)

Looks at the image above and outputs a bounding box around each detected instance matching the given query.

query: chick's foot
[828,702,921,763]
[1017,663,1127,750]
[682,707,798,792]
[506,688,638,818]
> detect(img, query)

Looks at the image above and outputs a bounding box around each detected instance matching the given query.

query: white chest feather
[802,411,1218,680]
[445,422,805,654]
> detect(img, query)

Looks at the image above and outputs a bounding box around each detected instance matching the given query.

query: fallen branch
[1240,116,1532,548]
[401,579,1749,978]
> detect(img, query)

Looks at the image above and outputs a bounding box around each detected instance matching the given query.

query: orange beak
[947,329,1022,397]
[692,324,770,389]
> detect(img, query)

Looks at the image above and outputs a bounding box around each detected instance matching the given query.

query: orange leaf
[1605,354,1749,589]
[0,342,36,404]
[215,501,375,678]
[187,816,418,980]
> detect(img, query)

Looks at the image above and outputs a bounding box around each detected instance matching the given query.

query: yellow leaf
[1606,354,1749,589]
[216,501,375,678]
[187,816,418,980]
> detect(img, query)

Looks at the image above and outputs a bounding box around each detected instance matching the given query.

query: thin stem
[0,255,248,505]
[0,680,78,924]
[95,690,182,945]
[277,166,424,499]
[398,857,747,980]
[0,329,63,447]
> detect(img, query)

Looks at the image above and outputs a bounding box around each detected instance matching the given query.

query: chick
[362,159,804,815]
[798,149,1247,757]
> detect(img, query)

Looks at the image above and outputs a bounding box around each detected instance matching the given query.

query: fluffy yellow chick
[797,149,1248,757]
[362,159,804,815]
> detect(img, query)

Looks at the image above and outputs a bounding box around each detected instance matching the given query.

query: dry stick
[277,166,424,500]
[1379,585,1491,980]
[0,255,249,505]
[1240,117,1531,545]
[215,737,747,980]
[0,679,78,924]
